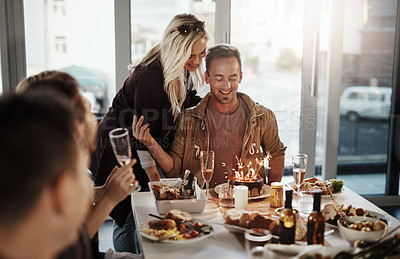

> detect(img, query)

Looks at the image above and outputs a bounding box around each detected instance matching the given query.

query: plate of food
[322,203,391,228]
[290,178,344,199]
[140,209,213,244]
[214,183,271,200]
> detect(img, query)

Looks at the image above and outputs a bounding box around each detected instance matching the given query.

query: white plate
[209,219,248,234]
[265,244,323,258]
[295,246,358,259]
[214,183,271,200]
[325,209,391,228]
[140,218,213,244]
[287,181,343,199]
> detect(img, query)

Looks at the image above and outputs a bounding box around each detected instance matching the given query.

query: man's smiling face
[206,56,242,111]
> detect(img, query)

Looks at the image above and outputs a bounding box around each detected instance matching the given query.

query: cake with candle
[229,176,264,197]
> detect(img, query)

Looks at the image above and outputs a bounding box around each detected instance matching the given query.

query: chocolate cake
[229,177,264,197]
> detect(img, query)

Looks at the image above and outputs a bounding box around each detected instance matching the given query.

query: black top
[90,58,201,226]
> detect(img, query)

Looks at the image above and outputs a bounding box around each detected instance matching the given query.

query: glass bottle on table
[307,190,325,245]
[279,190,296,244]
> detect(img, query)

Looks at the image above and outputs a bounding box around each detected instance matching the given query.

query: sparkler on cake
[229,154,270,197]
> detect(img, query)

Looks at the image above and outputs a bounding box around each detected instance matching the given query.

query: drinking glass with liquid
[109,127,140,192]
[109,127,132,166]
[218,184,235,208]
[200,151,215,200]
[292,154,308,207]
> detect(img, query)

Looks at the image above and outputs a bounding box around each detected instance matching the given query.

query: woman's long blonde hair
[130,13,208,119]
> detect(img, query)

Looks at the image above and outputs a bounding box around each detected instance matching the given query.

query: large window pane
[24,0,115,114]
[231,0,304,170]
[130,0,215,73]
[334,0,397,195]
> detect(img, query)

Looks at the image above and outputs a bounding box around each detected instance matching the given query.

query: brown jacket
[165,92,286,184]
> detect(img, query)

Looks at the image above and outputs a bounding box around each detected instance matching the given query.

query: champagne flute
[109,127,141,192]
[200,151,215,200]
[292,154,308,208]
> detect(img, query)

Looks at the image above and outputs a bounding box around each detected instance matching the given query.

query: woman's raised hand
[132,115,156,147]
[103,159,139,204]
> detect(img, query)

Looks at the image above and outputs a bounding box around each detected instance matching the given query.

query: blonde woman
[91,13,209,253]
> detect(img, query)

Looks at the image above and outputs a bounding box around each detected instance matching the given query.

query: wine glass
[292,154,308,208]
[109,127,141,192]
[200,151,215,200]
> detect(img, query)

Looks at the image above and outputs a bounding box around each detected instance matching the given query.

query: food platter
[214,183,271,200]
[140,218,213,244]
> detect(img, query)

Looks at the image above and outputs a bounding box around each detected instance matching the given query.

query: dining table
[131,182,400,259]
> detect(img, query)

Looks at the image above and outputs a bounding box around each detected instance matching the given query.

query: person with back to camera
[0,92,92,259]
[132,43,286,189]
[91,13,209,253]
[16,71,140,259]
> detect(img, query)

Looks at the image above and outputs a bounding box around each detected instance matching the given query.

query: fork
[174,170,191,188]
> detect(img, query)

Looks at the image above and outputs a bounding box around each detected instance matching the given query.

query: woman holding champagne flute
[91,13,209,253]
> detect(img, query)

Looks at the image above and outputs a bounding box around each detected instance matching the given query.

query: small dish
[337,216,388,244]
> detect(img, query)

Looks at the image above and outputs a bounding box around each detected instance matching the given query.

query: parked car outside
[340,86,392,122]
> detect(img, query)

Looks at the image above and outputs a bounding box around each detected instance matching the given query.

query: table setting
[131,153,400,259]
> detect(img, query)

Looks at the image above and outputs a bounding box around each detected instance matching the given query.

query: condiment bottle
[279,190,296,244]
[307,190,325,245]
[270,182,284,208]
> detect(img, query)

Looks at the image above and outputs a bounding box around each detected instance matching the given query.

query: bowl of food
[149,178,206,214]
[337,216,387,244]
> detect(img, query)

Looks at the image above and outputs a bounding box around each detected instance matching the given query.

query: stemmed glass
[109,127,141,192]
[200,151,215,200]
[292,154,308,208]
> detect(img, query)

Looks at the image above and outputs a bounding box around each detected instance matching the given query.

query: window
[23,0,115,114]
[52,0,66,16]
[231,0,304,168]
[349,92,364,100]
[368,92,384,102]
[335,0,397,195]
[54,36,67,53]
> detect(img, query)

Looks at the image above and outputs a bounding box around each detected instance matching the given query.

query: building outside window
[23,0,115,114]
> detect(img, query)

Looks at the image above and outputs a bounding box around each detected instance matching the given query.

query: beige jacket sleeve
[260,106,286,158]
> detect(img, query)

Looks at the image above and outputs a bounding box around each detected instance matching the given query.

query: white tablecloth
[131,187,399,259]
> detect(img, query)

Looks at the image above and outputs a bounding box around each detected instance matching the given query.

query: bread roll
[223,209,279,235]
[295,216,307,241]
[223,209,246,226]
[239,212,251,228]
